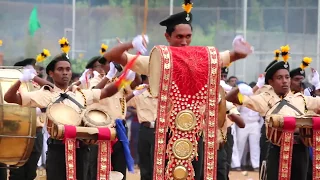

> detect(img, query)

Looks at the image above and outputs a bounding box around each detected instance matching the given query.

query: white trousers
[236,122,260,168]
[231,124,241,168]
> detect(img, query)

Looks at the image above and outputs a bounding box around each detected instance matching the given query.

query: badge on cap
[300,70,304,74]
[284,63,288,68]
[186,14,190,21]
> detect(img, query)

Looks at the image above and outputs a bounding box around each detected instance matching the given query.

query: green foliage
[70,58,88,73]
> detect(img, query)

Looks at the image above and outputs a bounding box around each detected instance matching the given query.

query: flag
[28,7,41,37]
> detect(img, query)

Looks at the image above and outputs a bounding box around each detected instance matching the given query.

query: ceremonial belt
[312,117,320,180]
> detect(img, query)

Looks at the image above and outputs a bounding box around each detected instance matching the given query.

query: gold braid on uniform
[120,97,125,115]
[302,96,308,113]
[220,128,227,143]
[78,89,87,108]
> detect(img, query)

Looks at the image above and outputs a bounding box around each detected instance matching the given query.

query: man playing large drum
[102,1,252,179]
[3,53,134,180]
[226,46,320,180]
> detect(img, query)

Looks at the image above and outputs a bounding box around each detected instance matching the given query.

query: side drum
[0,67,37,166]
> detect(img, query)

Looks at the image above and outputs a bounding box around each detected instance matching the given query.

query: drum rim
[148,46,163,97]
[82,106,112,127]
[46,103,82,126]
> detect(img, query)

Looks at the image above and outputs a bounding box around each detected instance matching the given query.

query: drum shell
[46,103,82,140]
[265,125,282,146]
[299,128,312,147]
[0,68,36,166]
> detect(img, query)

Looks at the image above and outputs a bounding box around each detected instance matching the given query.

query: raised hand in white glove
[256,74,265,88]
[311,68,320,90]
[220,80,233,92]
[79,69,91,85]
[232,35,254,56]
[133,84,149,96]
[126,70,136,82]
[238,83,253,96]
[19,68,36,82]
[132,35,149,55]
[106,62,117,80]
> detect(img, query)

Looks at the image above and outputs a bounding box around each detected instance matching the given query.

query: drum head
[47,103,81,126]
[83,107,112,127]
[110,171,124,180]
[149,46,162,97]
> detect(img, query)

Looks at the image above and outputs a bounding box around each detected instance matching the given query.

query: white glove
[106,62,117,80]
[79,69,91,85]
[19,68,36,82]
[256,74,265,88]
[133,84,148,96]
[126,70,136,82]
[232,35,254,54]
[238,83,253,96]
[132,35,149,55]
[93,71,100,78]
[311,70,320,90]
[36,108,42,116]
[220,80,232,92]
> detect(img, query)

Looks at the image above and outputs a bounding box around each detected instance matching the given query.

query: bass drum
[0,67,37,166]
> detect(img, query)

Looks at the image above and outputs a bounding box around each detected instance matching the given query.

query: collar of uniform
[53,85,68,93]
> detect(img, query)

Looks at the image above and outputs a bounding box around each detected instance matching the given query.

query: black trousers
[225,127,233,180]
[9,130,43,180]
[46,138,88,180]
[265,143,309,180]
[138,125,155,180]
[217,147,227,180]
[84,142,127,180]
[259,124,269,173]
[307,152,312,180]
[0,163,7,180]
[85,121,128,180]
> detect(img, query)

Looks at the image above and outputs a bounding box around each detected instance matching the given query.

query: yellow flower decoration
[182,1,193,14]
[0,40,2,46]
[300,57,312,70]
[99,43,109,55]
[36,49,51,63]
[59,37,70,54]
[274,49,281,61]
[280,45,290,63]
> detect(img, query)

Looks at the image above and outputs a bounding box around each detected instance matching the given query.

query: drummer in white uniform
[3,53,132,180]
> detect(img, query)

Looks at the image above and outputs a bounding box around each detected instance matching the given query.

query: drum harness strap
[54,93,84,109]
[260,98,306,180]
[40,93,85,113]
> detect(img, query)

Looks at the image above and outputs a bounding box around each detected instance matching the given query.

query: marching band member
[3,53,132,180]
[226,45,319,180]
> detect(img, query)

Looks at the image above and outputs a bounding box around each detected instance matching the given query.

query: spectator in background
[71,72,81,83]
[227,76,238,87]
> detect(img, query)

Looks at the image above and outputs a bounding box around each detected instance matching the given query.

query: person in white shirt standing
[236,97,261,171]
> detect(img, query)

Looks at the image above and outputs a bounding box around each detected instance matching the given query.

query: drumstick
[119,0,148,83]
